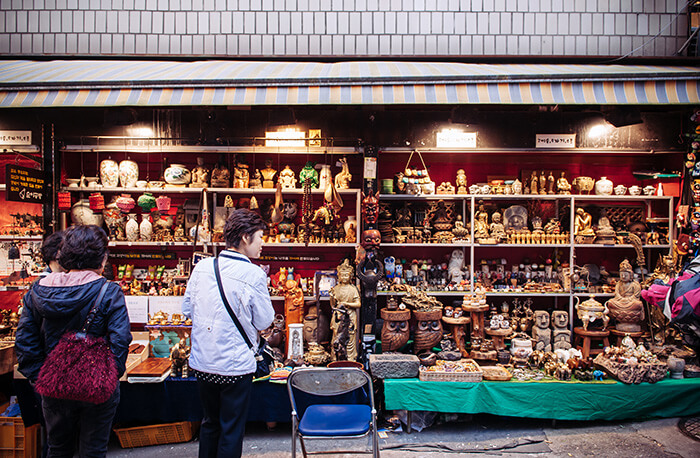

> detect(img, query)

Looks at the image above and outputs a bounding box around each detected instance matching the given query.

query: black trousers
[197,374,253,458]
[42,385,120,458]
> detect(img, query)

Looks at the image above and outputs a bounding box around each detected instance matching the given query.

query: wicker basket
[114,421,198,448]
[419,359,483,382]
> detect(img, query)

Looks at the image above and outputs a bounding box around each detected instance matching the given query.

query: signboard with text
[5,164,46,204]
[0,130,31,146]
[536,134,576,148]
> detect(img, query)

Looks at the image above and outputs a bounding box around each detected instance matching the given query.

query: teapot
[574,295,609,331]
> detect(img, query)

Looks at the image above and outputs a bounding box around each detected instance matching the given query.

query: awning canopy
[0,60,698,108]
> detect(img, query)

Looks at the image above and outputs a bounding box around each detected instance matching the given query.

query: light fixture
[126,125,155,138]
[588,122,613,139]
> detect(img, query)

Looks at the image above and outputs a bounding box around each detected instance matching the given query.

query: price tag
[364,157,377,179]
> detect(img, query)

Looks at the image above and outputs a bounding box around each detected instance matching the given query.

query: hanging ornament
[224,195,234,208]
[89,192,105,211]
[57,192,72,210]
[155,195,171,212]
[115,194,136,213]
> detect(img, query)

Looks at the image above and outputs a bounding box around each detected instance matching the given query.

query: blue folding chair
[287,367,379,457]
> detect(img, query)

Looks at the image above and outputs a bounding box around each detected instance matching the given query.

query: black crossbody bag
[213,256,273,378]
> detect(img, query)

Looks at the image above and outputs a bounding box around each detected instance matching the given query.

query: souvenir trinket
[100,159,119,187]
[118,159,139,188]
[190,157,210,188]
[164,164,191,185]
[334,157,352,189]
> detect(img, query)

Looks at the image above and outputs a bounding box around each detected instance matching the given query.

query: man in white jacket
[183,209,274,458]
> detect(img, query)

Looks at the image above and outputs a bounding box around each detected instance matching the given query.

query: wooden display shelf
[62,186,361,195]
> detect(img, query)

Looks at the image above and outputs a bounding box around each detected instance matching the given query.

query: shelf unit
[378,192,675,329]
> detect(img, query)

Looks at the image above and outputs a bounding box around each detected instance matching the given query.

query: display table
[115,377,292,424]
[384,377,700,428]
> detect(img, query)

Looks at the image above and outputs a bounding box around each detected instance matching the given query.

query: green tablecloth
[384,377,700,421]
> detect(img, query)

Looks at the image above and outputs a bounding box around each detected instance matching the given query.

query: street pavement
[106,414,700,457]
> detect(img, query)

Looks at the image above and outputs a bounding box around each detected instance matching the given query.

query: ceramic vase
[164,164,191,185]
[118,160,139,188]
[100,159,120,187]
[126,213,139,241]
[139,214,153,241]
[595,176,613,196]
[667,356,685,379]
[318,164,332,191]
[343,216,357,242]
[71,199,104,226]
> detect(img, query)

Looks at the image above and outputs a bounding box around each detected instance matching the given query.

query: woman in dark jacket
[16,225,132,458]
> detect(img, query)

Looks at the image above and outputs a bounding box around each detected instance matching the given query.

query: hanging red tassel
[57,192,72,210]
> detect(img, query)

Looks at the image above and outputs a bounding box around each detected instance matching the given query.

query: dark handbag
[214,257,274,378]
[35,282,118,404]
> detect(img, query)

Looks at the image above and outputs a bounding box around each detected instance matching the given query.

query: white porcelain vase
[318,164,332,191]
[164,164,192,185]
[139,214,153,241]
[126,213,139,241]
[71,199,104,226]
[594,176,613,196]
[100,159,119,187]
[119,160,139,188]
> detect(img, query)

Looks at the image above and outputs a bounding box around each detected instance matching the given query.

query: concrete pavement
[106,415,700,457]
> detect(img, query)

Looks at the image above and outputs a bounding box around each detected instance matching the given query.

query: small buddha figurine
[455,169,468,194]
[530,171,538,195]
[539,171,547,195]
[547,172,555,194]
[233,159,250,188]
[606,259,645,332]
[248,169,262,189]
[330,259,362,361]
[279,165,297,189]
[557,172,572,194]
[210,160,230,188]
[489,211,506,242]
[474,208,490,240]
[190,157,210,188]
[261,160,277,188]
[595,216,617,244]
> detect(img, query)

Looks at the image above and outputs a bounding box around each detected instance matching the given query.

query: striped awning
[0,60,698,107]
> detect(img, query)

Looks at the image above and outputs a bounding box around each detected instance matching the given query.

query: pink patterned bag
[35,283,118,404]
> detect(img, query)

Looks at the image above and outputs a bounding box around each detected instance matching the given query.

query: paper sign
[536,134,576,148]
[125,296,149,323]
[149,296,184,317]
[436,129,477,148]
[364,157,377,179]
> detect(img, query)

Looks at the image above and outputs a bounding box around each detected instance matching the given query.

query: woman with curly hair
[16,225,131,457]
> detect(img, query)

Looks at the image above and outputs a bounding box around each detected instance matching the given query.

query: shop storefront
[1,59,700,427]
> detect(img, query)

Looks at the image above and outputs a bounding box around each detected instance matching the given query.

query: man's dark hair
[58,225,109,271]
[224,209,267,248]
[41,230,64,264]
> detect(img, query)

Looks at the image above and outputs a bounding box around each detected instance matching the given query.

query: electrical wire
[599,0,694,63]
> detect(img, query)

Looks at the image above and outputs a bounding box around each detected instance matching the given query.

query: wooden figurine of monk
[284,278,304,344]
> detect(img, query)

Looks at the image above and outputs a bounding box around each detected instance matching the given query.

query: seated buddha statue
[606,259,645,332]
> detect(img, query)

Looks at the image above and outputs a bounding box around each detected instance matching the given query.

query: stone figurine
[532,310,552,352]
[190,157,210,188]
[284,279,305,344]
[552,310,571,350]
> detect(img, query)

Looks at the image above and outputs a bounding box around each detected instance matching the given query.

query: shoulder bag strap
[214,257,255,351]
[79,281,110,335]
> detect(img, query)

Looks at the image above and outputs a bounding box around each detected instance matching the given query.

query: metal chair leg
[291,420,297,458]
